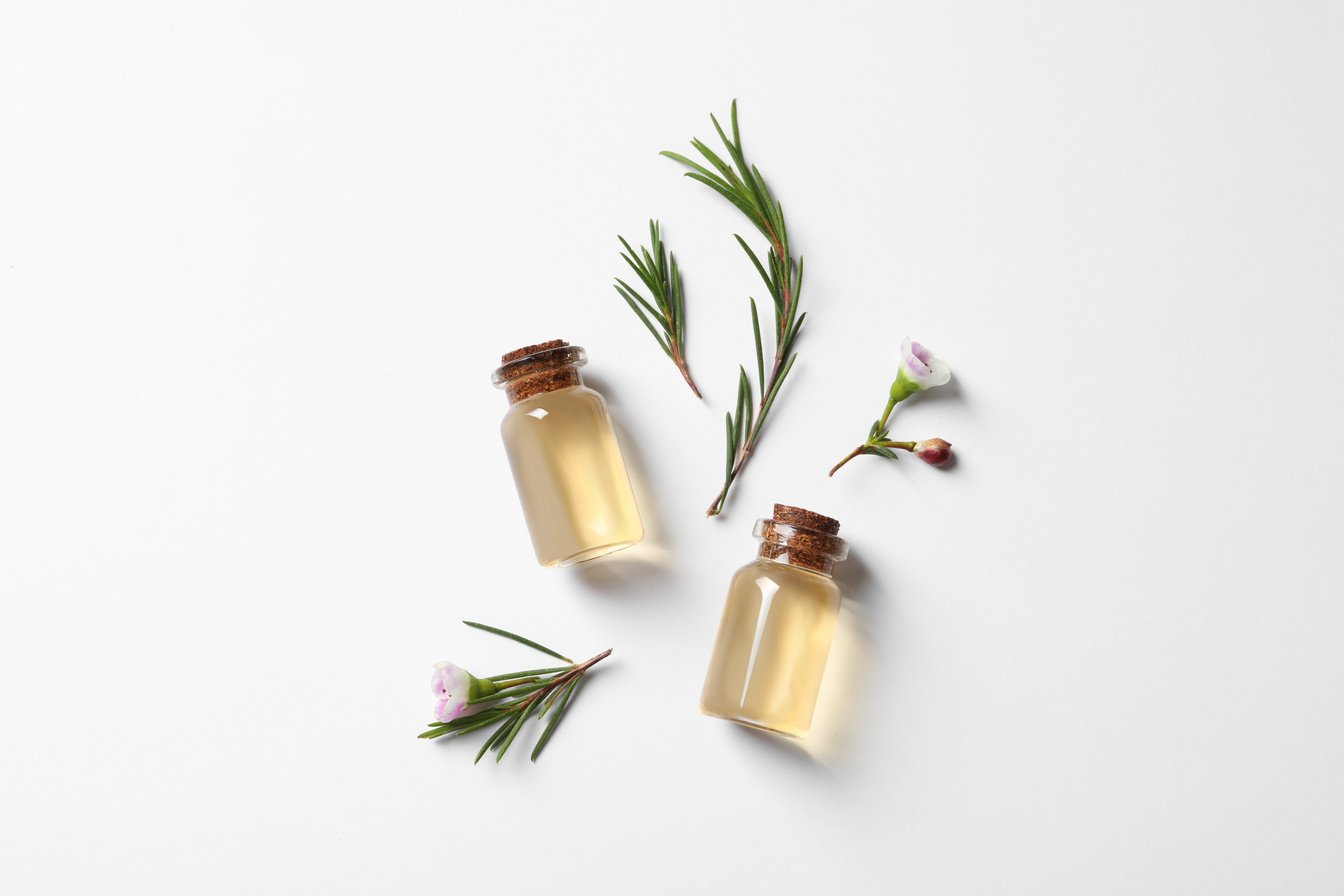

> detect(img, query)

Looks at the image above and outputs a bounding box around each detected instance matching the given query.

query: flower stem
[829,445,869,477]
[876,397,899,432]
[829,439,918,476]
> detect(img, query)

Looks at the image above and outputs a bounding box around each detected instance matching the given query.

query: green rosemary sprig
[419,621,611,764]
[614,220,701,398]
[663,101,805,517]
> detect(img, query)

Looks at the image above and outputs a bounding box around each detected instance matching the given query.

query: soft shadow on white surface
[887,374,968,433]
[571,372,677,595]
[917,375,966,472]
[571,548,672,594]
[805,549,886,767]
[728,723,834,776]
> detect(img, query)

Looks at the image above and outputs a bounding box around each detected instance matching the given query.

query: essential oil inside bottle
[700,504,849,737]
[493,340,644,568]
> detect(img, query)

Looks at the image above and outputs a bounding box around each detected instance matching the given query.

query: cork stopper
[500,339,567,363]
[492,339,587,403]
[772,504,840,535]
[755,504,848,574]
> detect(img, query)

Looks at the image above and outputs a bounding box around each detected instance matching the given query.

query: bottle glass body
[500,383,643,567]
[701,558,841,737]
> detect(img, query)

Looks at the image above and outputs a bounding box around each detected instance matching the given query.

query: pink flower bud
[913,438,952,466]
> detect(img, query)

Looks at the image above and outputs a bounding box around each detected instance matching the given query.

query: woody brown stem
[829,445,868,477]
[674,353,702,399]
[523,649,613,708]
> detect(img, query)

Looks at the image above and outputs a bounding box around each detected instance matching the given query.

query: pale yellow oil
[500,384,643,567]
[700,558,841,737]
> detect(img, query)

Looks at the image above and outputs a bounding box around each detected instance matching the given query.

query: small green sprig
[663,101,805,517]
[419,621,611,764]
[614,220,701,398]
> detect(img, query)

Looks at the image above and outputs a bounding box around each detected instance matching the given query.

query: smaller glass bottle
[700,504,849,738]
[493,339,644,568]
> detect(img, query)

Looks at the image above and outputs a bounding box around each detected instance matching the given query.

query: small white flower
[897,338,951,389]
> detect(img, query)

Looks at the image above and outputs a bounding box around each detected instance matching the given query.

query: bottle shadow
[570,372,676,596]
[802,546,887,766]
[727,723,835,776]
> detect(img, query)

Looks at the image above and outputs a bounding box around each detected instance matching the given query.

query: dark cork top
[772,504,841,535]
[492,339,586,403]
[757,504,848,574]
[501,339,568,363]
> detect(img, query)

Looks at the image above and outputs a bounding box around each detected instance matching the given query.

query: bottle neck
[504,368,581,404]
[757,544,836,576]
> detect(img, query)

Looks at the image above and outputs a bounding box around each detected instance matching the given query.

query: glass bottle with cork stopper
[700,504,849,737]
[493,339,644,567]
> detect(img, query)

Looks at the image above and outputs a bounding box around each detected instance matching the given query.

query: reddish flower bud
[913,438,952,466]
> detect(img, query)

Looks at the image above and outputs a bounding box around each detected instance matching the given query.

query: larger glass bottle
[493,339,644,567]
[700,504,849,738]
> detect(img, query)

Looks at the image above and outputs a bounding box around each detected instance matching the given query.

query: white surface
[3,2,1343,893]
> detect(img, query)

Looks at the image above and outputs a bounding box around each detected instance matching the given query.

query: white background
[3,2,1342,893]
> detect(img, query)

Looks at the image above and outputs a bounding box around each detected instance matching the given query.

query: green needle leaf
[436,710,508,739]
[723,412,736,479]
[613,279,666,327]
[689,137,742,187]
[463,621,572,663]
[750,298,765,394]
[734,234,774,298]
[619,252,663,300]
[475,713,516,764]
[495,699,538,762]
[433,708,505,732]
[531,678,581,762]
[470,679,550,703]
[486,666,571,682]
[615,285,673,358]
[733,375,747,451]
[682,171,758,221]
[659,150,729,188]
[759,352,798,425]
[670,256,686,345]
[737,366,753,441]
